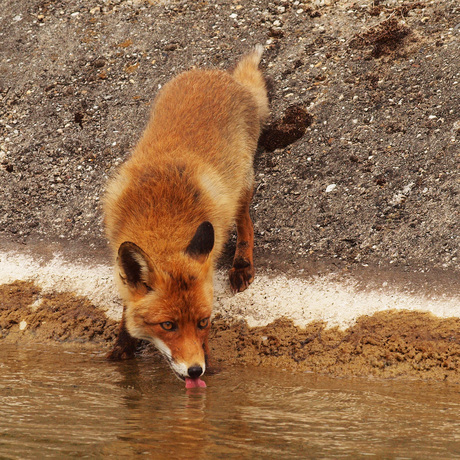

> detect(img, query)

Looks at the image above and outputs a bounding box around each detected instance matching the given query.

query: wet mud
[210,313,460,382]
[0,281,117,344]
[2,281,460,383]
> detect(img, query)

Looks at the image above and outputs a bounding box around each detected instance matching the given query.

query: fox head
[115,221,215,381]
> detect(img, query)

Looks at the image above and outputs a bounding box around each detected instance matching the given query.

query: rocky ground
[1,0,458,276]
[0,0,459,380]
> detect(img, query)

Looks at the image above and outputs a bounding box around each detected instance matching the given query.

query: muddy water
[2,344,460,459]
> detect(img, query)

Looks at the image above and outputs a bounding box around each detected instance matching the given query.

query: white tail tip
[254,44,264,61]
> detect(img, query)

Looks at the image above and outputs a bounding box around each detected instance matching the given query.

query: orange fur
[104,47,269,381]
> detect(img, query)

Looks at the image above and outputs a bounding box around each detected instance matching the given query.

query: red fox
[104,46,269,387]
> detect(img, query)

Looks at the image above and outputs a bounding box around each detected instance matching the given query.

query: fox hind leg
[229,188,255,293]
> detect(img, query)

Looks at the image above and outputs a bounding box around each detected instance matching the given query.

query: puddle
[2,344,460,459]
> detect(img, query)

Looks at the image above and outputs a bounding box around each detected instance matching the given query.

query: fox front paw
[229,258,254,293]
[106,343,136,361]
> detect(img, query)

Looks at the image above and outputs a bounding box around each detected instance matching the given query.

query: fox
[103,46,269,387]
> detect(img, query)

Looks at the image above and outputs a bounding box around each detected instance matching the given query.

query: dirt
[0,0,458,275]
[210,312,460,382]
[2,280,460,382]
[0,0,459,380]
[0,281,118,344]
[349,16,412,59]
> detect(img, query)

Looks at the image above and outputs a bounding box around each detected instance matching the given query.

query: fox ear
[185,221,214,263]
[117,242,154,290]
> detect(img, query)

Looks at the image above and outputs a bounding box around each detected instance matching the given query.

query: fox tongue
[185,377,207,389]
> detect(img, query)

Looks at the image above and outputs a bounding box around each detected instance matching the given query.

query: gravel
[0,0,458,283]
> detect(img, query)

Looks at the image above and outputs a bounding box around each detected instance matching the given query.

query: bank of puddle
[2,280,460,383]
[1,343,460,459]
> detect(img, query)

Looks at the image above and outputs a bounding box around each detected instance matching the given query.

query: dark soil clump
[350,17,412,58]
[260,104,313,151]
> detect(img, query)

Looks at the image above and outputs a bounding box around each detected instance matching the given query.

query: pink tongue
[185,377,207,389]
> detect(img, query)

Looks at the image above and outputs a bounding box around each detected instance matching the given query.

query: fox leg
[107,307,139,360]
[203,333,221,374]
[229,188,255,293]
[203,335,212,370]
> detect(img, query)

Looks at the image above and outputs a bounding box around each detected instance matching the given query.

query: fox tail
[232,45,270,126]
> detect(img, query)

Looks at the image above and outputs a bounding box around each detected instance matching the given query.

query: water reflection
[1,344,460,458]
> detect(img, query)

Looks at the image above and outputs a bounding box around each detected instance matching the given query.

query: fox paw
[229,259,254,293]
[106,345,136,361]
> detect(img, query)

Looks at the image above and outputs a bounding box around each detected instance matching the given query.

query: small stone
[19,320,27,331]
[164,43,177,52]
[326,184,337,193]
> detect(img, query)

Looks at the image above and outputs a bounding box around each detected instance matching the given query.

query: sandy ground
[0,0,459,380]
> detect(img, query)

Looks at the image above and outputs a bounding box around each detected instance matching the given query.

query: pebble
[326,184,337,193]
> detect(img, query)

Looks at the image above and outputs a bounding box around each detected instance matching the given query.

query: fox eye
[198,318,209,330]
[160,321,177,331]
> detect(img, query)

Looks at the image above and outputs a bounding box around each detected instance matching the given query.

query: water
[1,344,460,459]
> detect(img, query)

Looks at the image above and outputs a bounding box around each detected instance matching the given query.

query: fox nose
[187,365,203,379]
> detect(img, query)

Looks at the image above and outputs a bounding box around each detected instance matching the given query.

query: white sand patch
[0,250,459,329]
[214,273,460,329]
[0,251,122,319]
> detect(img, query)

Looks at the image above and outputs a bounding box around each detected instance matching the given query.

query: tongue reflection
[185,377,207,389]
